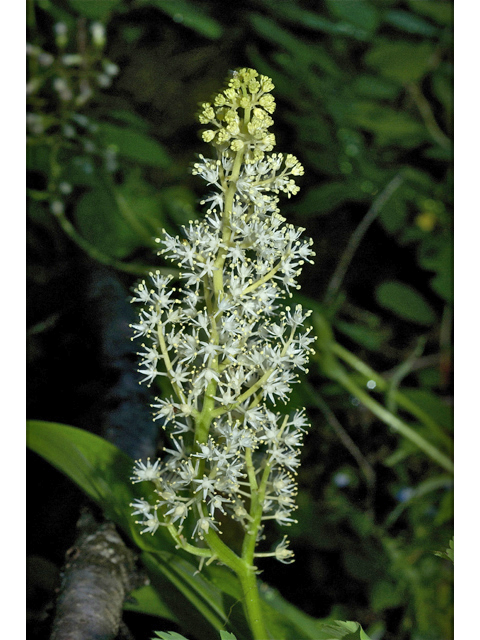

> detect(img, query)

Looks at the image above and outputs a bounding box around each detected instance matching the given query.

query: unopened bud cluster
[130,68,315,565]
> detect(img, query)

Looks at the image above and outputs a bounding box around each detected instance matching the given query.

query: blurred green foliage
[27,1,453,639]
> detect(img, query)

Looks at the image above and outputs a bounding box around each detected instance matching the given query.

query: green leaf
[335,320,390,352]
[407,0,453,26]
[26,422,246,639]
[66,0,122,20]
[96,121,171,169]
[365,39,435,83]
[219,632,238,640]
[259,583,332,639]
[26,421,178,555]
[27,421,139,535]
[108,110,151,132]
[261,0,372,40]
[74,183,140,259]
[114,170,166,245]
[418,236,453,303]
[124,584,177,622]
[351,75,400,100]
[384,9,438,37]
[141,552,248,640]
[378,188,408,234]
[432,69,453,120]
[375,281,436,325]
[434,489,453,526]
[249,14,343,76]
[147,0,223,39]
[400,389,452,431]
[434,537,454,563]
[334,100,425,146]
[152,632,190,640]
[325,0,380,33]
[27,142,50,174]
[317,620,371,640]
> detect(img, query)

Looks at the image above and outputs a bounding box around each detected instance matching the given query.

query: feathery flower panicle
[130,68,315,566]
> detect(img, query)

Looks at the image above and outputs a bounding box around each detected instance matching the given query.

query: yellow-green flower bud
[202,130,215,143]
[260,75,275,92]
[230,139,244,152]
[248,79,260,94]
[259,94,275,114]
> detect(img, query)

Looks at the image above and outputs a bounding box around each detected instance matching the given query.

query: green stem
[336,369,453,474]
[236,565,268,640]
[52,208,177,276]
[331,341,453,451]
[203,529,268,639]
[324,173,404,304]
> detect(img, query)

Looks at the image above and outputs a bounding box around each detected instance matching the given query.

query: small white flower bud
[90,22,106,47]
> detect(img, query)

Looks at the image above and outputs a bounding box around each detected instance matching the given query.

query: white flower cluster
[27,21,120,215]
[130,68,315,565]
[27,21,118,109]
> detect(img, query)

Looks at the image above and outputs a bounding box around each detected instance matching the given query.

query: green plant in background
[28,1,453,639]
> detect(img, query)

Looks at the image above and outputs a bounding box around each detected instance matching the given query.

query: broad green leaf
[160,186,198,228]
[378,188,408,234]
[375,281,436,326]
[66,0,122,20]
[249,14,343,76]
[148,0,223,39]
[317,620,371,639]
[365,40,435,83]
[400,389,452,431]
[96,121,171,169]
[27,421,140,535]
[339,101,425,145]
[141,552,248,640]
[430,267,453,303]
[407,0,453,26]
[27,142,50,174]
[335,320,391,352]
[351,75,400,100]
[26,421,175,554]
[219,632,238,640]
[108,110,151,132]
[261,0,372,40]
[26,422,245,638]
[114,170,166,245]
[74,184,141,259]
[124,584,177,622]
[325,0,380,33]
[432,69,453,120]
[418,236,453,303]
[260,582,336,639]
[384,9,438,37]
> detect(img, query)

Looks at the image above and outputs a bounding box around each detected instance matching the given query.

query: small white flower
[138,510,161,535]
[132,458,162,483]
[130,498,152,517]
